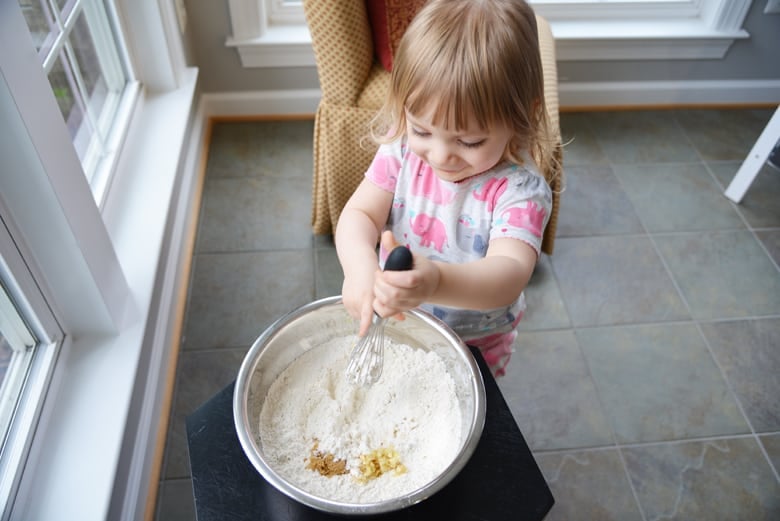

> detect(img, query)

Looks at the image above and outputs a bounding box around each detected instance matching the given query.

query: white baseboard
[199,80,780,117]
[201,89,321,117]
[559,79,780,108]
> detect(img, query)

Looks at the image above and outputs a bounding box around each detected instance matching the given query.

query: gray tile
[155,479,196,521]
[559,112,609,165]
[163,348,248,479]
[709,161,780,229]
[516,255,570,331]
[196,176,313,253]
[314,244,343,299]
[623,438,780,521]
[206,120,313,179]
[675,108,774,161]
[535,449,643,521]
[551,236,689,327]
[759,433,780,475]
[499,330,613,450]
[655,231,780,320]
[614,163,744,232]
[756,230,780,267]
[579,323,748,443]
[588,110,700,164]
[701,318,780,433]
[556,164,645,237]
[183,250,315,350]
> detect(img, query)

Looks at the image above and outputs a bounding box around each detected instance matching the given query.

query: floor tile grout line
[694,319,780,484]
[532,431,775,456]
[614,444,649,521]
[540,245,638,515]
[568,313,649,518]
[701,156,780,274]
[640,198,778,482]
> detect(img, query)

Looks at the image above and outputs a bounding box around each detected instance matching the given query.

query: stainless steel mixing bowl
[233,296,486,515]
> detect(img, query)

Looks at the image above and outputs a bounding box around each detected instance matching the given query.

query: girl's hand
[341,270,376,337]
[372,231,440,318]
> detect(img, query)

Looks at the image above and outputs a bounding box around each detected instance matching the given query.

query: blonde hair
[372,0,557,176]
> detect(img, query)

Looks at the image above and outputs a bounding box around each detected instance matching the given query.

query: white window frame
[0,0,198,519]
[0,218,61,518]
[535,0,751,61]
[226,0,750,67]
[225,0,314,67]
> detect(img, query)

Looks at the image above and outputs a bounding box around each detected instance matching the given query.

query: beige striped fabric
[304,0,563,254]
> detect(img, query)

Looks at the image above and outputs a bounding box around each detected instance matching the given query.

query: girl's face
[405,105,513,183]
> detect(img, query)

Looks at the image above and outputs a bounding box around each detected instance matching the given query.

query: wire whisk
[345,246,413,386]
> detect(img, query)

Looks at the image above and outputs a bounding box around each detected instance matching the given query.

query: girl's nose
[429,141,454,166]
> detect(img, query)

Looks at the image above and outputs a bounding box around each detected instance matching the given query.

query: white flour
[259,336,463,503]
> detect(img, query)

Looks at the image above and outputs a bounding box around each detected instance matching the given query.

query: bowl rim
[232,296,487,515]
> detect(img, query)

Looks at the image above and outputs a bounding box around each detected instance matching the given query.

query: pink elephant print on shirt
[410,213,448,252]
[368,154,401,192]
[410,160,455,205]
[501,201,547,238]
[473,177,508,211]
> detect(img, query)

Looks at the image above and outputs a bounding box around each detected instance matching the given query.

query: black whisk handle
[384,246,413,272]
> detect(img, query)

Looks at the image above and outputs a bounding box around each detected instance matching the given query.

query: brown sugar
[306,441,349,477]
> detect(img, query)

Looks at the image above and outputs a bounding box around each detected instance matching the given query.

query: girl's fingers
[358,298,374,337]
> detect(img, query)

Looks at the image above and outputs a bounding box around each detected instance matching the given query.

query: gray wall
[182,1,319,93]
[182,0,780,95]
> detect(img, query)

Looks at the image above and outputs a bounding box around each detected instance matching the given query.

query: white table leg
[724,105,780,204]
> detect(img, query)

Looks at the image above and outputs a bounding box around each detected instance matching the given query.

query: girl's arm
[373,233,537,317]
[335,179,394,335]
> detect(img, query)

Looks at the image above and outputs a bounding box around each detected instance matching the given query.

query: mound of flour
[259,336,463,503]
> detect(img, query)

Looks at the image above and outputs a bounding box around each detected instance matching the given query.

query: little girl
[335,0,557,376]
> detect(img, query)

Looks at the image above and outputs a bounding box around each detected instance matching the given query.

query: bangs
[405,74,489,132]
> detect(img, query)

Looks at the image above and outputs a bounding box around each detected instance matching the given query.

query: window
[532,0,751,60]
[0,284,37,451]
[226,0,313,67]
[267,0,303,25]
[18,0,132,206]
[226,0,750,66]
[1,0,195,518]
[0,226,61,513]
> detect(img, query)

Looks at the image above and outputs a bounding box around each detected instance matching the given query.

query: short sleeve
[490,168,553,255]
[365,140,405,193]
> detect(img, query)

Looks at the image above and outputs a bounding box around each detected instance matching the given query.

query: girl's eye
[411,127,430,137]
[459,139,486,149]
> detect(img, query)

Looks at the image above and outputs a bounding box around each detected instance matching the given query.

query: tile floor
[155,109,780,520]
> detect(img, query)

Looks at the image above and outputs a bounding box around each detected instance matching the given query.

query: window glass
[0,281,37,452]
[18,0,129,199]
[49,50,93,163]
[18,0,54,52]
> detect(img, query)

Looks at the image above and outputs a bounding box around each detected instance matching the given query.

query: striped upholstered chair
[303,0,563,255]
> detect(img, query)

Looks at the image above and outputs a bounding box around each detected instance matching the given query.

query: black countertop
[186,347,554,520]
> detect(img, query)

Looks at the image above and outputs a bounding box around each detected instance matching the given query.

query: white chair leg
[724,105,780,204]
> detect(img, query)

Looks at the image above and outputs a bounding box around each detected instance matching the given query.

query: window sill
[553,20,749,60]
[10,68,199,521]
[226,25,315,68]
[227,19,748,68]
